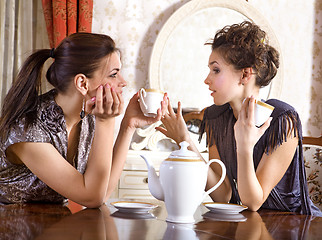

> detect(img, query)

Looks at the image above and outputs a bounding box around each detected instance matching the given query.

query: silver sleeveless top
[0,90,95,204]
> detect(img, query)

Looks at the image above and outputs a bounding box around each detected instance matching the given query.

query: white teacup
[254,100,274,127]
[138,88,164,117]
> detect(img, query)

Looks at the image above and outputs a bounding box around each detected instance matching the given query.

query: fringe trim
[199,105,234,148]
[199,107,302,154]
[264,110,302,154]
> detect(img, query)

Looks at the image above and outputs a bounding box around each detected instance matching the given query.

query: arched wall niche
[149,0,283,111]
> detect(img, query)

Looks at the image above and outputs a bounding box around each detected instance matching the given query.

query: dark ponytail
[0,50,51,141]
[0,32,117,142]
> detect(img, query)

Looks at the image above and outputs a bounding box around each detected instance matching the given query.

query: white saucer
[110,201,158,213]
[203,202,248,214]
[202,212,247,222]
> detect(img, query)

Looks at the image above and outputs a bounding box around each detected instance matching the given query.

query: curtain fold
[0,0,49,107]
[42,0,93,48]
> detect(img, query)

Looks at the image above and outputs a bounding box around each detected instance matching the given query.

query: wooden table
[0,199,321,239]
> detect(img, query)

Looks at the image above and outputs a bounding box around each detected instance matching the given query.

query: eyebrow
[208,60,219,67]
[109,68,120,73]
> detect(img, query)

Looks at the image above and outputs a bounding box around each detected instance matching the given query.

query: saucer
[203,202,248,214]
[202,212,247,222]
[110,201,158,213]
[111,211,156,220]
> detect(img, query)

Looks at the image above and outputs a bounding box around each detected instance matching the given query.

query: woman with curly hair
[157,21,321,216]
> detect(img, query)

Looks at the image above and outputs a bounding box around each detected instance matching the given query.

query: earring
[80,99,85,119]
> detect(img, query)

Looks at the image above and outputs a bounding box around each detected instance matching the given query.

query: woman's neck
[55,91,83,132]
[230,87,260,120]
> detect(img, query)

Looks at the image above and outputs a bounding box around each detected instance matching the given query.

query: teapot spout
[140,155,164,201]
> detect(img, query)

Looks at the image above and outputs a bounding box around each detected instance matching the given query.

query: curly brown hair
[206,21,279,87]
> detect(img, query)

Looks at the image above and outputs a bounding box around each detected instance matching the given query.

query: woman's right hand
[122,91,167,130]
[86,84,124,121]
[234,96,271,154]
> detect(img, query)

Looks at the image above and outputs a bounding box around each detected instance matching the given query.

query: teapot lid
[168,141,200,160]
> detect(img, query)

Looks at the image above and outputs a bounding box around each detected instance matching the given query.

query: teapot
[141,141,226,223]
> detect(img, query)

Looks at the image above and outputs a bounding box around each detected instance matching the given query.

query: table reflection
[0,203,71,239]
[36,205,119,240]
[259,210,319,240]
[163,222,198,240]
[195,209,320,240]
[0,203,119,240]
[0,201,321,239]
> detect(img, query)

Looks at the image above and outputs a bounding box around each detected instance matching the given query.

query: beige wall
[92,0,321,137]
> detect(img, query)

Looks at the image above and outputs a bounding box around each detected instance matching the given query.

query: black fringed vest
[199,99,321,216]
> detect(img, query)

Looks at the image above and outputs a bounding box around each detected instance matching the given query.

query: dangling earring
[80,99,85,119]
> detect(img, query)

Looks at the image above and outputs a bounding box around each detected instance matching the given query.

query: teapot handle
[204,159,226,197]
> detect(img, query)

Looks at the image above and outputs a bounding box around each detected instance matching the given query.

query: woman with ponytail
[0,32,166,207]
[157,21,321,216]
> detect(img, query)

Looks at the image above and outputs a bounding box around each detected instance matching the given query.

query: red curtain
[42,0,93,48]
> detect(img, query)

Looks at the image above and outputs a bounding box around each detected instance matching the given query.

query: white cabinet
[118,170,154,199]
[119,170,149,189]
[116,150,167,200]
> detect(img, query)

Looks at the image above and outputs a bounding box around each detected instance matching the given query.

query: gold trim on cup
[255,100,275,111]
[144,88,164,94]
[165,158,203,162]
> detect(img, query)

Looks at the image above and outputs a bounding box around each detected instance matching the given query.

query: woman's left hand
[156,100,191,145]
[234,96,272,154]
[122,91,168,129]
[87,84,124,121]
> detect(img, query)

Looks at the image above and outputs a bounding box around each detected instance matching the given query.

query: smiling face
[87,51,126,96]
[204,50,243,106]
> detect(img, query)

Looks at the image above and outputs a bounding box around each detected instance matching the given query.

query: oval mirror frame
[149,0,283,108]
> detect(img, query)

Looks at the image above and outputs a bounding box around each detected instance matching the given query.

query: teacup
[254,100,274,127]
[138,88,164,117]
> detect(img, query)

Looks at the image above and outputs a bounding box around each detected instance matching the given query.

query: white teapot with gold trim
[141,141,226,223]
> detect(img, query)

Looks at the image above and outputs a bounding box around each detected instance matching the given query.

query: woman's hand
[122,91,168,130]
[234,96,272,154]
[155,100,191,145]
[86,84,124,121]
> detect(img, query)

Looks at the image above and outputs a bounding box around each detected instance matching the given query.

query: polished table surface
[0,199,321,240]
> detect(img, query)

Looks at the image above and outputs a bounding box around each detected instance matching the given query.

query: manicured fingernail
[91,97,96,102]
[106,83,110,88]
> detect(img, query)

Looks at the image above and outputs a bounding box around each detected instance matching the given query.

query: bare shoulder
[7,141,86,201]
[8,142,60,159]
[256,135,299,196]
[8,142,75,181]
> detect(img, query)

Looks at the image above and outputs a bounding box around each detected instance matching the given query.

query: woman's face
[88,51,126,96]
[204,50,242,105]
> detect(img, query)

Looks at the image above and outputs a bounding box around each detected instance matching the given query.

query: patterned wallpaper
[246,0,322,136]
[92,0,322,137]
[312,0,322,136]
